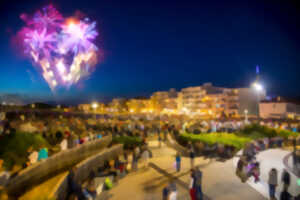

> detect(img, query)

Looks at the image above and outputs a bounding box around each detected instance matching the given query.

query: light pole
[252,82,263,119]
[91,102,98,119]
[244,109,248,124]
[31,103,35,118]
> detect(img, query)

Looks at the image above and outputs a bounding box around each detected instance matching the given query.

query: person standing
[189,145,195,169]
[268,168,278,200]
[280,187,292,200]
[194,168,203,200]
[168,180,177,200]
[162,185,169,200]
[132,146,139,171]
[175,152,181,172]
[60,137,68,151]
[142,148,150,168]
[163,124,168,141]
[281,169,290,191]
[189,170,196,200]
[158,134,162,148]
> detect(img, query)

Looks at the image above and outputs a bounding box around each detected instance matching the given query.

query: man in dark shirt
[281,169,291,190]
[280,188,292,200]
[67,166,85,200]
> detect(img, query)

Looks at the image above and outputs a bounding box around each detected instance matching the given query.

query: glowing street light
[91,102,98,119]
[252,82,263,91]
[91,102,98,110]
[252,81,263,118]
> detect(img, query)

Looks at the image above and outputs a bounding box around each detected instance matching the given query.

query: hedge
[179,132,252,149]
[239,124,299,139]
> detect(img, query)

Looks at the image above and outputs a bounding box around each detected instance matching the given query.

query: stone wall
[53,144,123,200]
[6,135,112,197]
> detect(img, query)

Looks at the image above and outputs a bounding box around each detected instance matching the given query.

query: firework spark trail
[16,5,99,90]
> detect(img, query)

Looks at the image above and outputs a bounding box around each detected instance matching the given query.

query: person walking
[175,152,181,172]
[268,168,278,200]
[281,169,290,191]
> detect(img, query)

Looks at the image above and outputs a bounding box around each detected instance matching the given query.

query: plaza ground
[234,149,300,199]
[106,140,266,200]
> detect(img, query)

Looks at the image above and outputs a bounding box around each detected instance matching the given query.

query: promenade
[234,149,300,199]
[107,140,266,200]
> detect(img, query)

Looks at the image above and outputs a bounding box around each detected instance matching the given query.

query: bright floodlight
[252,82,263,91]
[91,102,98,109]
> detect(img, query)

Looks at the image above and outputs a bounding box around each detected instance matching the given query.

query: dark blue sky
[0,0,300,103]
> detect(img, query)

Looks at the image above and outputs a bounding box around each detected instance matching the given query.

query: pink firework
[16,5,99,90]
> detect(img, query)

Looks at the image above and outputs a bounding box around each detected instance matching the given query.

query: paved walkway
[234,149,300,199]
[107,141,266,200]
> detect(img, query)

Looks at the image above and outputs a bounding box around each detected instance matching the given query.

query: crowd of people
[0,111,300,199]
[236,136,296,200]
[66,139,153,200]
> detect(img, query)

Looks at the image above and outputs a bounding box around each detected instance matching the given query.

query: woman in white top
[142,149,149,167]
[168,190,177,200]
[268,168,278,200]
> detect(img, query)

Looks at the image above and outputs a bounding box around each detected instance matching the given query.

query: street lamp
[252,82,263,92]
[91,102,98,119]
[91,102,98,110]
[252,82,263,118]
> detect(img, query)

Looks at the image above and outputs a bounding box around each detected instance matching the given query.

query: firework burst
[16,5,99,90]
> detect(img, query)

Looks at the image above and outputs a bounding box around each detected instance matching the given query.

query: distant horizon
[1,81,300,106]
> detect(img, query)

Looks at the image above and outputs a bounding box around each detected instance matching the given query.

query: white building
[259,100,300,119]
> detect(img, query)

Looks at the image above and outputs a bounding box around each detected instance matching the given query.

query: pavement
[233,149,300,199]
[107,140,266,200]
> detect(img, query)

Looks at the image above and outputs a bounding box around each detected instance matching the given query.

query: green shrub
[277,129,299,139]
[180,132,252,149]
[240,124,299,139]
[0,132,49,170]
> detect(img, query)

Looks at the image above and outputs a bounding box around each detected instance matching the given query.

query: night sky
[0,0,300,103]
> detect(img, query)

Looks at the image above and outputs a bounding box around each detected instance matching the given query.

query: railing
[283,150,300,177]
[52,144,123,200]
[6,135,112,197]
